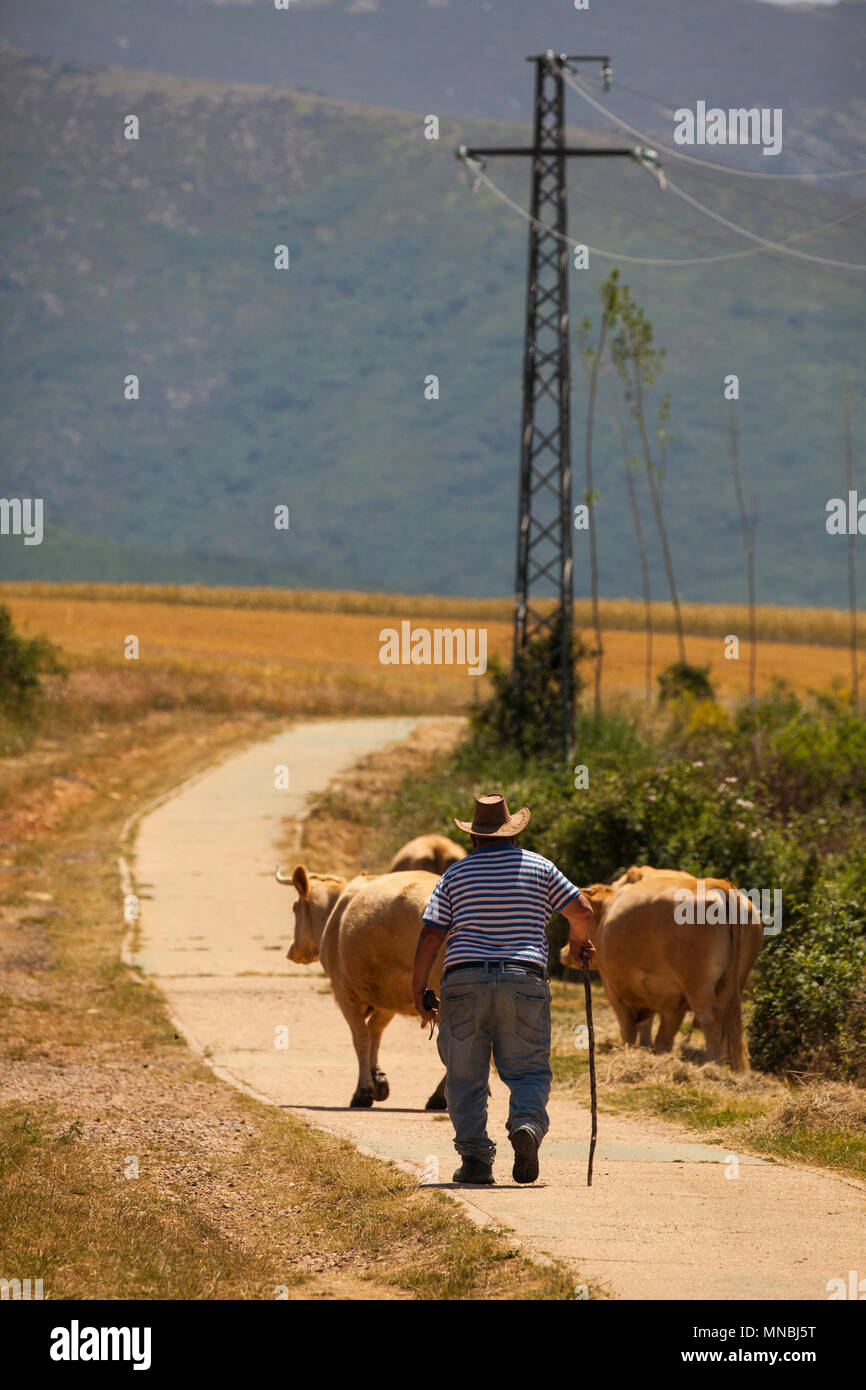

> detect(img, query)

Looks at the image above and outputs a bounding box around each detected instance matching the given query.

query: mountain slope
[1,49,864,604]
[1,0,864,167]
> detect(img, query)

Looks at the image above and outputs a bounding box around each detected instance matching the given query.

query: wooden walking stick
[583,960,598,1186]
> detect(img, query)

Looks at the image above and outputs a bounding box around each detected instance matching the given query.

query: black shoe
[510,1126,540,1183]
[452,1156,495,1185]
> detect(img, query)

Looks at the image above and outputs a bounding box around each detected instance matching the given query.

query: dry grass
[768,1082,866,1136]
[587,628,852,697]
[3,596,490,713]
[3,581,863,650]
[0,1090,572,1300]
[2,588,856,705]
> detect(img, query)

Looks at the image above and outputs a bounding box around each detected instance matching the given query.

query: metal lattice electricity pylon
[458,52,642,760]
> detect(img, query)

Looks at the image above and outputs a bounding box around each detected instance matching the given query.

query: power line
[572,71,866,231]
[461,158,866,270]
[664,178,866,270]
[677,160,866,237]
[546,172,749,247]
[564,70,866,182]
[579,71,862,177]
[487,151,866,251]
[516,136,866,247]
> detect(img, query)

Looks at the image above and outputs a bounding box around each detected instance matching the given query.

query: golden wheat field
[6,581,865,647]
[1,583,856,704]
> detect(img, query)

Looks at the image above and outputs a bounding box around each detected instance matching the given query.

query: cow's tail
[717,902,748,1073]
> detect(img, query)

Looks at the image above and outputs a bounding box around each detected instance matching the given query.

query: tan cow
[276,865,448,1109]
[610,864,695,891]
[586,868,705,1044]
[562,876,762,1070]
[388,834,466,875]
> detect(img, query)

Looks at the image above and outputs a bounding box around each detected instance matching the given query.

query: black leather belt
[443,958,546,981]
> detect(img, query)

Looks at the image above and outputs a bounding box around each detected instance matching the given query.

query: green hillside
[1,49,864,605]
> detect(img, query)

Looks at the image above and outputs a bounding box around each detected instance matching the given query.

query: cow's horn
[275,867,292,884]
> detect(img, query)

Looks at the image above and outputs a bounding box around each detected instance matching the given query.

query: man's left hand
[568,938,596,967]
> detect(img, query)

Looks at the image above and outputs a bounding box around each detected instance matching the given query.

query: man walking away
[412,793,595,1186]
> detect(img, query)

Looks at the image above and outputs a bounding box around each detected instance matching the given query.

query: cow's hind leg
[606,987,640,1046]
[425,1070,490,1111]
[689,993,723,1064]
[333,987,376,1107]
[425,1071,448,1111]
[366,1008,395,1102]
[654,1002,687,1054]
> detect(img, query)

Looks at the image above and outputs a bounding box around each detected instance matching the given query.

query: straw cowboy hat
[454,793,530,838]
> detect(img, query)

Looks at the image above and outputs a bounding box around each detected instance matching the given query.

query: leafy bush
[468,615,590,761]
[682,682,866,815]
[0,604,66,714]
[657,660,715,703]
[750,889,866,1082]
[523,760,806,901]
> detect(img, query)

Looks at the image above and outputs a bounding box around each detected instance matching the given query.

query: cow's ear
[292,865,310,899]
[584,885,612,918]
[626,866,641,882]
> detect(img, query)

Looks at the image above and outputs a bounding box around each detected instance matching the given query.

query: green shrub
[468,615,590,760]
[657,661,715,703]
[0,603,66,715]
[750,889,866,1082]
[652,681,866,816]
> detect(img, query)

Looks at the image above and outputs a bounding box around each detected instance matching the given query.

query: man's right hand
[414,987,438,1026]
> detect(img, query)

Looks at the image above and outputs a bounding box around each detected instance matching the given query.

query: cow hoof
[350,1090,374,1108]
[424,1093,448,1112]
[372,1070,390,1102]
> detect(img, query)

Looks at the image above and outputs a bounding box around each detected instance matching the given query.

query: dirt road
[131,717,865,1300]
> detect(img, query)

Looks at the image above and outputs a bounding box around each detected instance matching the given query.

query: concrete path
[131,718,865,1300]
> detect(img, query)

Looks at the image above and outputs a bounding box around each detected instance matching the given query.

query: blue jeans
[436,963,552,1162]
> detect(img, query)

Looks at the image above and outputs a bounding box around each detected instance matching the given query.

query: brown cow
[276,865,448,1109]
[585,868,703,1044]
[387,834,466,875]
[610,864,695,891]
[562,876,762,1070]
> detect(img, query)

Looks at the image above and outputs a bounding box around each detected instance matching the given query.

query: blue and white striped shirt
[422,844,582,968]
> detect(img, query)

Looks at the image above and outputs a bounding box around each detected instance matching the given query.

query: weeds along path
[132,718,864,1301]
